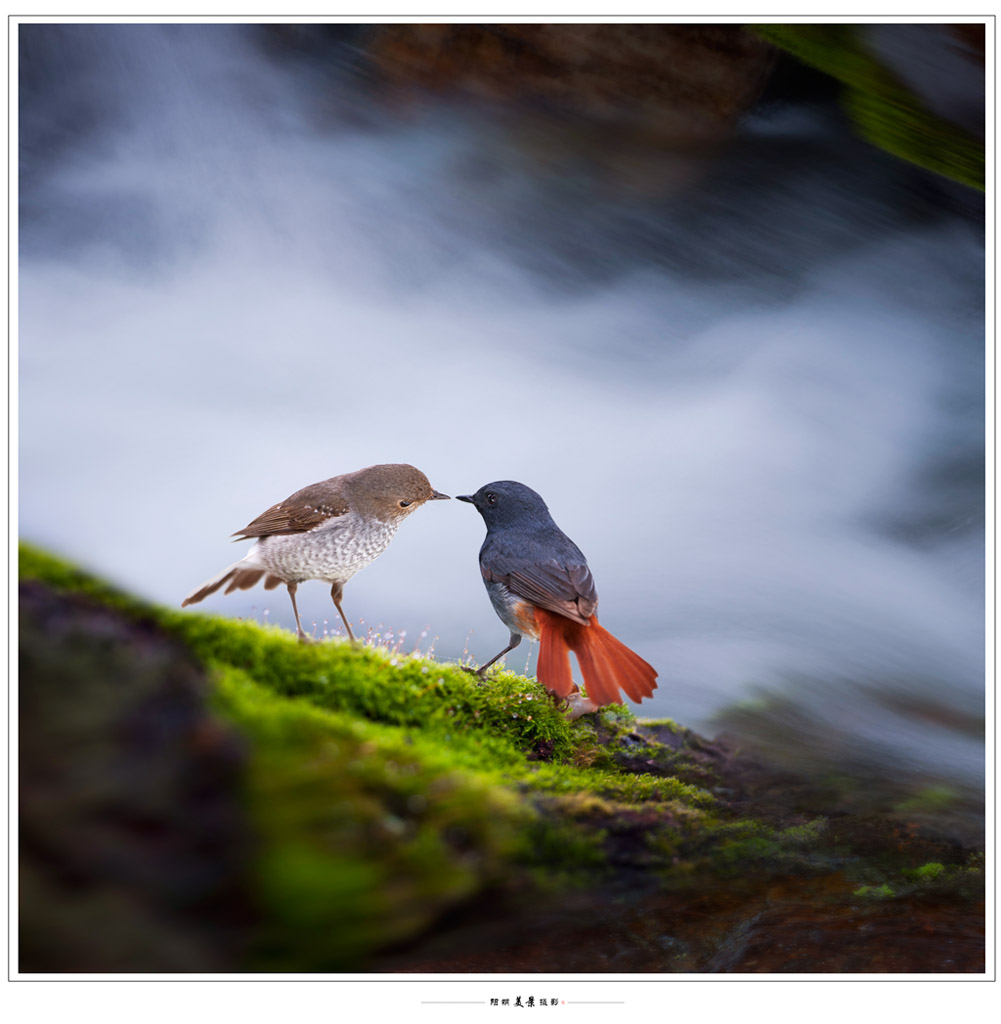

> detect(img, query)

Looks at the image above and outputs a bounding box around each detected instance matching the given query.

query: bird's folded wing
[232,483,351,538]
[482,556,597,623]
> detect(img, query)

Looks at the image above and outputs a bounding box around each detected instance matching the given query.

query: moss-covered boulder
[17,543,984,972]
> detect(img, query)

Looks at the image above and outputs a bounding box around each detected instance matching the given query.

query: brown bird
[182,463,449,641]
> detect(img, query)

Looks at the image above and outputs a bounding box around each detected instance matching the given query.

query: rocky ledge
[18,543,984,973]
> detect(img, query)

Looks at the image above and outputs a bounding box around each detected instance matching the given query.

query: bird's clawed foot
[563,692,600,721]
[550,686,599,721]
[461,664,488,684]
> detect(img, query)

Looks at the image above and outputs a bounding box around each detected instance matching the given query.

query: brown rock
[372,25,772,129]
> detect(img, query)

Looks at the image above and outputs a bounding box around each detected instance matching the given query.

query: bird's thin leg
[465,633,521,678]
[330,582,356,642]
[287,583,313,643]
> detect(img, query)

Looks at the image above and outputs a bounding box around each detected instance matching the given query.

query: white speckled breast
[249,512,399,585]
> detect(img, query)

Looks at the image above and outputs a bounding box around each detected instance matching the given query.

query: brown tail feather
[182,570,236,606]
[535,609,658,708]
[182,561,269,607]
[224,569,265,595]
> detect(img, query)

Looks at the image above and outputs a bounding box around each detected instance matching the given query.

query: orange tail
[535,609,658,707]
[537,618,575,698]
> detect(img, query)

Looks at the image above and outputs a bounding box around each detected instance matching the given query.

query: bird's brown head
[347,464,449,522]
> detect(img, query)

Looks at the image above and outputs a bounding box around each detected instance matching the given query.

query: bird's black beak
[456,494,474,504]
[430,489,450,500]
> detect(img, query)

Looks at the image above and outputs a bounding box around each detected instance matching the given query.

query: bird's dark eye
[485,493,497,505]
[398,500,411,508]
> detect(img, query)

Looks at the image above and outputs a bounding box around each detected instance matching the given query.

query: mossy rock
[17,542,984,972]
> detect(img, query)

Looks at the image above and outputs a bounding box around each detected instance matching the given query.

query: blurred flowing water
[18,25,985,817]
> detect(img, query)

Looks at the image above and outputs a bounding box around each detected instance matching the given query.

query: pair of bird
[182,463,658,714]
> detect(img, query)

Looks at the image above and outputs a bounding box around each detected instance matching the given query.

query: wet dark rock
[359,24,776,200]
[19,581,253,972]
[366,24,774,133]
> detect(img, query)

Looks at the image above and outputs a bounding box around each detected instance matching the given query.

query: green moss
[854,883,895,899]
[908,861,946,881]
[689,814,843,883]
[708,821,791,870]
[637,717,683,733]
[779,819,828,843]
[894,785,959,814]
[753,24,984,190]
[898,856,984,899]
[595,703,636,725]
[188,621,575,764]
[209,661,720,964]
[847,853,985,910]
[521,813,610,879]
[213,666,533,968]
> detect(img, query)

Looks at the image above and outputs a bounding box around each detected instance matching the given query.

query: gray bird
[183,463,449,641]
[457,480,658,715]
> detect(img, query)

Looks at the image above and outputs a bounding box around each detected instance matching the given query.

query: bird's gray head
[456,480,552,529]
